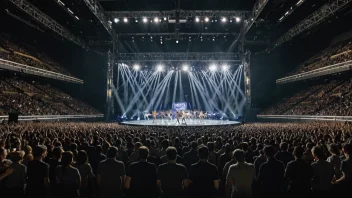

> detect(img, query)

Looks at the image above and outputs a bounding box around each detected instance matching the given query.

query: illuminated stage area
[121,119,240,127]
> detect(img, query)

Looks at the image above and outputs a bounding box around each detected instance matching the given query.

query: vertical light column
[243,51,251,112]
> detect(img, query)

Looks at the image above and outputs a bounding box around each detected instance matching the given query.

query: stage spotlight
[154,17,159,23]
[157,65,164,72]
[114,18,119,23]
[235,17,241,23]
[143,17,148,23]
[164,17,167,21]
[133,64,140,71]
[176,40,179,43]
[221,17,227,22]
[135,19,138,23]
[182,65,189,71]
[221,64,229,71]
[123,17,128,23]
[209,64,217,71]
[195,17,200,22]
[205,17,209,22]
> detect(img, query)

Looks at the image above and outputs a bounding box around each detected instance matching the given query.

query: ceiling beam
[273,0,352,48]
[8,0,87,48]
[82,0,114,37]
[107,10,251,19]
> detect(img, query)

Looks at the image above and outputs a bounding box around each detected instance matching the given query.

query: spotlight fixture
[133,64,140,71]
[221,64,229,71]
[135,19,138,23]
[205,17,209,22]
[154,17,159,23]
[221,17,227,22]
[160,41,163,44]
[164,17,167,21]
[157,65,164,72]
[143,17,148,23]
[123,17,128,23]
[114,18,119,23]
[182,65,189,71]
[195,17,200,22]
[176,40,179,43]
[235,17,241,23]
[209,64,217,71]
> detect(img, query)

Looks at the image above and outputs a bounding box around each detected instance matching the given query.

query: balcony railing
[257,114,352,122]
[0,58,83,84]
[276,60,352,84]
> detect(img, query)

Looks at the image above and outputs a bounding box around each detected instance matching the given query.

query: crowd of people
[262,79,352,116]
[290,40,352,75]
[0,33,72,76]
[0,77,100,115]
[0,122,351,198]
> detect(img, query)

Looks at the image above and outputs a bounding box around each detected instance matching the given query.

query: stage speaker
[8,112,19,123]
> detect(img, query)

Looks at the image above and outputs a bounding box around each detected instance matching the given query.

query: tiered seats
[0,78,100,115]
[0,33,72,76]
[261,79,352,116]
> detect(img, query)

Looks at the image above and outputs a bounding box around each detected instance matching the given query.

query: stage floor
[121,119,240,127]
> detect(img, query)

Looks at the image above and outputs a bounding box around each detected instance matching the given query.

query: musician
[152,110,157,123]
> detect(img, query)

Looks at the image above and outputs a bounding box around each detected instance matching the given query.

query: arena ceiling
[1,0,352,53]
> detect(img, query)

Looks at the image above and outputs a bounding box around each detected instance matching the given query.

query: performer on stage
[204,111,208,119]
[193,110,197,119]
[144,112,150,120]
[181,110,187,125]
[152,110,157,123]
[175,111,180,124]
[199,111,204,123]
[168,110,172,120]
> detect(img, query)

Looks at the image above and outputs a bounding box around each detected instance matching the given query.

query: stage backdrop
[172,102,187,111]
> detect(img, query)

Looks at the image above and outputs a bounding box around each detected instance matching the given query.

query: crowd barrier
[0,114,104,121]
[0,58,83,84]
[257,114,352,122]
[276,60,352,84]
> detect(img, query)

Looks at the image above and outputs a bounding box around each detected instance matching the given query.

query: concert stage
[121,119,241,127]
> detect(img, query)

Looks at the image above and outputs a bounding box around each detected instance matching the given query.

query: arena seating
[0,33,72,76]
[261,79,352,116]
[0,78,100,115]
[289,40,352,75]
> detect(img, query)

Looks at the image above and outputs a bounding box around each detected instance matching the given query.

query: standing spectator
[157,147,189,198]
[129,142,143,164]
[285,146,313,195]
[22,145,33,166]
[189,146,219,198]
[253,150,266,177]
[183,141,198,171]
[4,151,26,197]
[74,150,95,197]
[97,146,126,198]
[225,149,255,198]
[46,147,62,196]
[116,139,129,166]
[55,151,81,198]
[125,146,157,198]
[334,143,352,192]
[218,143,232,178]
[207,142,218,166]
[311,146,334,194]
[91,145,106,175]
[327,143,342,179]
[274,142,294,167]
[257,145,285,195]
[26,145,50,197]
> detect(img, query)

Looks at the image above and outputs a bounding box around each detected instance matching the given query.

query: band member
[175,111,180,124]
[181,110,187,125]
[152,110,157,123]
[199,111,204,123]
[168,110,172,120]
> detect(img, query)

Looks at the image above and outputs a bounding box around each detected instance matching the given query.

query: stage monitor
[172,102,187,111]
